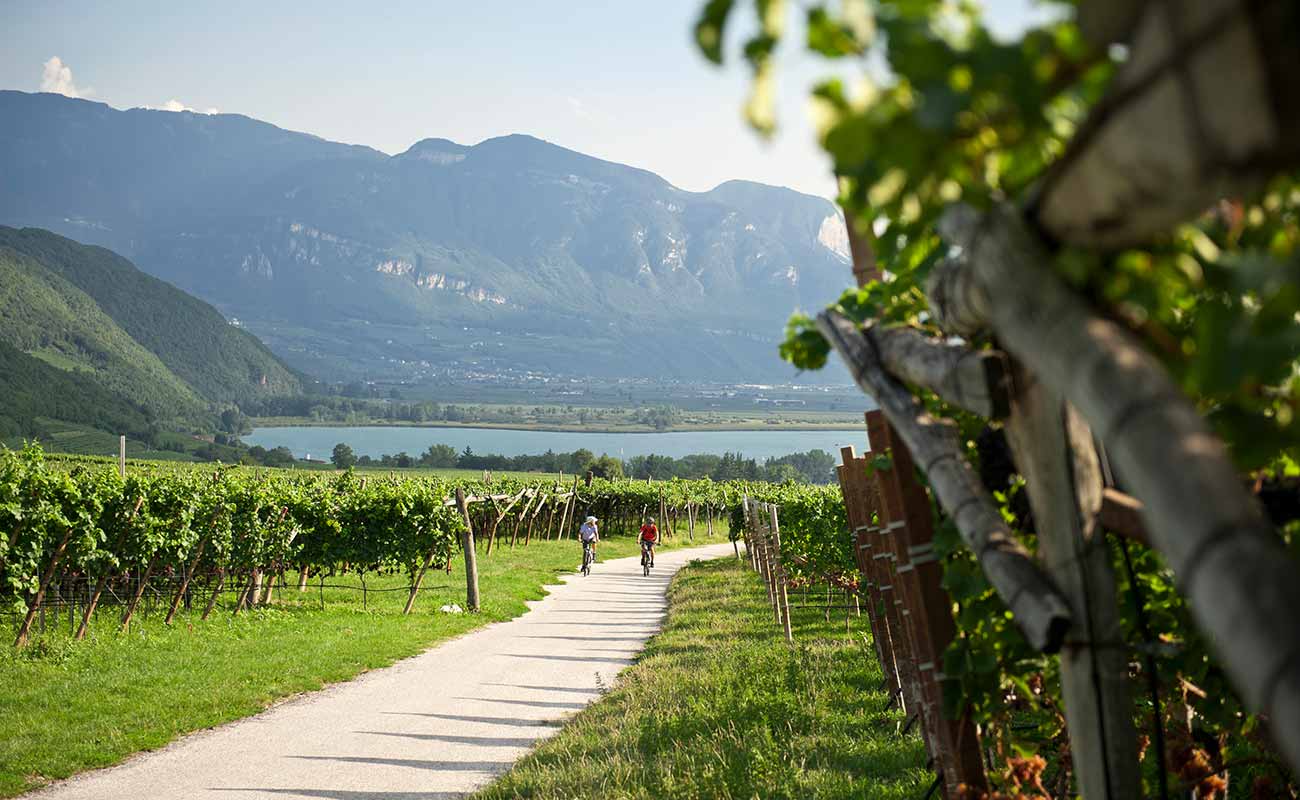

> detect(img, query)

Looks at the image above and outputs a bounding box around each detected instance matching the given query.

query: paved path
[29,542,736,800]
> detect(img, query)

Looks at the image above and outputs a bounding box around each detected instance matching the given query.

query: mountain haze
[0,90,852,382]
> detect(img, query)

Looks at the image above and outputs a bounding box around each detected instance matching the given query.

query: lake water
[245,426,869,461]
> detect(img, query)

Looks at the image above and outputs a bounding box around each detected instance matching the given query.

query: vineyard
[0,443,756,648]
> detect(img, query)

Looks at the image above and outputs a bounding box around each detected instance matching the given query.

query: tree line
[329,443,836,484]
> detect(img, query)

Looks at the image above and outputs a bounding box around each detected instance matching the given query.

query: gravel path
[27,542,736,800]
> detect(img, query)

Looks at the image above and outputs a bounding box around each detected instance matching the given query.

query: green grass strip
[474,557,929,800]
[0,534,720,797]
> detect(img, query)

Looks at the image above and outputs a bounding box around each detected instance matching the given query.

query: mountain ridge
[0,90,851,383]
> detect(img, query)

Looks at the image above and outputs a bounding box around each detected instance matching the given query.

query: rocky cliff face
[0,91,850,381]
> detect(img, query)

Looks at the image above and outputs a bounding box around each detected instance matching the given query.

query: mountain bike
[641,541,654,577]
[582,541,595,576]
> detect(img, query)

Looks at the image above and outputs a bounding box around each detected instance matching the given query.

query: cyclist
[579,516,599,571]
[639,516,659,568]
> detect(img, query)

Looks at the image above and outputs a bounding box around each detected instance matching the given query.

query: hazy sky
[1,1,1059,198]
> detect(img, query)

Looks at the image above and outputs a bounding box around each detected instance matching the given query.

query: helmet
[648,517,656,524]
[586,516,597,523]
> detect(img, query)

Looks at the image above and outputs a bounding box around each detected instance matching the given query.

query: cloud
[40,56,90,98]
[160,99,220,115]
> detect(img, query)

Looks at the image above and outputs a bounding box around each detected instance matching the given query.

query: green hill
[0,226,302,405]
[0,339,151,441]
[0,245,207,422]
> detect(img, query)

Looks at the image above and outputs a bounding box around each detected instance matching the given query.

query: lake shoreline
[249,418,865,434]
[245,425,866,462]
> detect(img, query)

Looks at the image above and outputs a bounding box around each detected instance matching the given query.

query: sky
[1,1,1060,198]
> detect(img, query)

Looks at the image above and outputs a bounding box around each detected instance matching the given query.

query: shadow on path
[357,731,538,747]
[380,712,557,728]
[287,756,509,772]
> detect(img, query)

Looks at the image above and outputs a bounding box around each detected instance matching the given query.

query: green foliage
[700,1,1300,789]
[0,227,302,406]
[0,245,206,424]
[330,442,357,469]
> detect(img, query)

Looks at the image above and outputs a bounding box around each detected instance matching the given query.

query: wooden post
[1001,369,1139,799]
[869,411,988,795]
[837,449,896,691]
[14,528,73,648]
[201,570,225,620]
[118,435,126,477]
[456,487,480,612]
[165,535,208,624]
[510,491,535,549]
[769,505,793,643]
[525,494,544,546]
[403,532,439,615]
[544,494,558,540]
[119,553,161,631]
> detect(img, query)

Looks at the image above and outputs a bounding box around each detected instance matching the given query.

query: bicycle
[641,541,654,577]
[582,540,595,576]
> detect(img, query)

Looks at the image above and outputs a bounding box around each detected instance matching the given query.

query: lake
[245,426,869,461]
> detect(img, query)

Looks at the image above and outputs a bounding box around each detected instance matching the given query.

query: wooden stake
[769,505,793,643]
[201,571,225,620]
[403,531,439,615]
[1001,369,1139,799]
[14,528,73,648]
[456,488,480,612]
[120,553,161,631]
[165,535,208,624]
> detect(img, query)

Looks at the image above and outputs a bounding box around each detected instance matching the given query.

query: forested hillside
[0,340,151,440]
[0,227,302,449]
[0,244,206,421]
[0,227,301,404]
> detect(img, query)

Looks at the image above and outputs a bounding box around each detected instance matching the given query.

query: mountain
[0,226,302,443]
[0,227,301,405]
[0,90,853,382]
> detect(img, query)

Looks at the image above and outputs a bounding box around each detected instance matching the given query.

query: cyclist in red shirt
[639,517,659,568]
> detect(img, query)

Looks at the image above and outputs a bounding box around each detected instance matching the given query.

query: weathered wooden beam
[817,310,1073,653]
[867,414,988,795]
[935,202,1300,771]
[1031,0,1300,249]
[1001,365,1139,799]
[868,325,1011,419]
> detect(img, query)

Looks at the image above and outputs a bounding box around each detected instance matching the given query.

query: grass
[0,531,726,797]
[473,558,929,800]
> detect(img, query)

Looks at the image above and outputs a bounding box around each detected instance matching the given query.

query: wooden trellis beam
[868,325,1011,419]
[932,202,1300,771]
[1030,0,1300,249]
[817,310,1073,653]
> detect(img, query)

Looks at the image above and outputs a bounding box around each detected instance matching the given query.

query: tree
[331,442,356,469]
[589,454,624,479]
[262,446,295,467]
[420,443,458,468]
